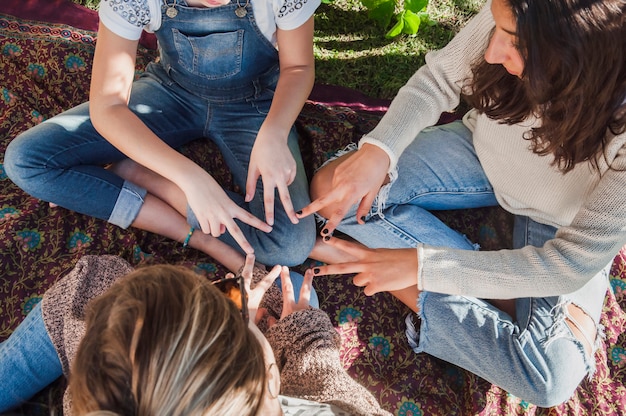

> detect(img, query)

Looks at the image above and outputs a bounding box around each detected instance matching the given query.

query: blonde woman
[0,255,390,415]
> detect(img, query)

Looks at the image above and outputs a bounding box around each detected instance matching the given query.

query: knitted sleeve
[41,255,134,375]
[419,142,626,299]
[359,0,493,172]
[266,309,392,416]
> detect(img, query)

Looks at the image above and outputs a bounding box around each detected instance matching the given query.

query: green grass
[313,0,483,98]
[71,0,483,99]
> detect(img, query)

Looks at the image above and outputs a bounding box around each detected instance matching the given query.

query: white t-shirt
[98,0,319,46]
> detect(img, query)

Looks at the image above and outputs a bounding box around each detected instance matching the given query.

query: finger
[280,266,296,305]
[295,196,332,219]
[262,180,276,227]
[241,253,256,286]
[355,192,377,225]
[245,168,260,203]
[320,206,351,237]
[236,210,273,233]
[297,269,313,307]
[311,261,364,277]
[276,183,299,224]
[225,221,255,255]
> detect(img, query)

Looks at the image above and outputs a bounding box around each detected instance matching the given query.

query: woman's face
[484,0,524,77]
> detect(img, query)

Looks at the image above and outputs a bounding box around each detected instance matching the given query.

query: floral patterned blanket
[0,2,625,414]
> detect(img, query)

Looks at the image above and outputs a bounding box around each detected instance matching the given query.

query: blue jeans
[331,121,608,407]
[4,1,315,267]
[5,71,315,266]
[0,302,62,412]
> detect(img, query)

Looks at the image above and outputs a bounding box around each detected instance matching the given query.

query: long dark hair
[464,0,626,172]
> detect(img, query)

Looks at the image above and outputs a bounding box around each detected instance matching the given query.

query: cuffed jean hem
[108,180,148,229]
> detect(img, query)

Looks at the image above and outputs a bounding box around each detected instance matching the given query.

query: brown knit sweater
[41,255,391,416]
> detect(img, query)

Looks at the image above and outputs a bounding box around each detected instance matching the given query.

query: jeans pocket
[248,88,274,115]
[172,28,243,80]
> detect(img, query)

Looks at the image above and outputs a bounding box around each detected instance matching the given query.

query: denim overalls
[5,0,316,266]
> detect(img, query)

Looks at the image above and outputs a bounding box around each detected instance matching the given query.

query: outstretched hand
[184,173,272,255]
[311,237,418,296]
[239,254,281,323]
[245,133,300,226]
[295,144,390,235]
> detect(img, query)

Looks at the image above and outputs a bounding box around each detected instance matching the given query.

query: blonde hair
[70,264,266,416]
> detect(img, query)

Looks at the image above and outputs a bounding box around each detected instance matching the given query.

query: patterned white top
[99,0,319,45]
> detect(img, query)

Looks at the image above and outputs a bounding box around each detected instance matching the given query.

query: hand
[311,237,418,296]
[264,267,314,328]
[183,172,272,255]
[245,132,299,226]
[296,144,390,235]
[239,254,282,324]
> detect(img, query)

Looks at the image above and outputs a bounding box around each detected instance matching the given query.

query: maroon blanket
[1,1,625,414]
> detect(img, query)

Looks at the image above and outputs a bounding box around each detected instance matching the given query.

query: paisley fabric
[0,6,624,415]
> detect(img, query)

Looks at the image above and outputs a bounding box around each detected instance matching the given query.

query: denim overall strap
[156,0,280,102]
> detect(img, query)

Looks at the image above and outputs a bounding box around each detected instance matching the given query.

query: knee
[516,365,585,407]
[522,380,580,408]
[310,164,336,220]
[4,136,34,187]
[254,217,316,266]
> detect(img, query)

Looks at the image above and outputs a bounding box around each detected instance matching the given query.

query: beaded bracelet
[183,226,194,249]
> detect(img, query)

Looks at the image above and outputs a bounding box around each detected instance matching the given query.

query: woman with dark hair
[297,0,626,407]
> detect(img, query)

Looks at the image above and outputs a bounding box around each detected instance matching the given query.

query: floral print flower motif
[132,244,153,263]
[27,63,46,81]
[31,110,44,124]
[194,262,218,275]
[21,294,42,316]
[336,305,362,325]
[2,43,21,57]
[64,53,86,72]
[0,163,8,180]
[1,88,16,105]
[16,229,43,251]
[67,230,93,252]
[396,398,423,416]
[610,278,625,301]
[369,333,393,359]
[0,205,20,221]
[609,346,626,366]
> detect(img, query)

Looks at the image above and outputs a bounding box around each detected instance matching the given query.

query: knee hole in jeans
[564,303,596,357]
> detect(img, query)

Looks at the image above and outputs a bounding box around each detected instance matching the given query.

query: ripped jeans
[330,121,609,407]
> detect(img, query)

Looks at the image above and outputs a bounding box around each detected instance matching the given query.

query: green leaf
[385,19,404,38]
[368,1,396,28]
[402,10,421,34]
[417,11,437,26]
[361,0,392,11]
[404,0,428,13]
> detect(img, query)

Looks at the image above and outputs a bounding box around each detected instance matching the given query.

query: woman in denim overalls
[5,0,319,273]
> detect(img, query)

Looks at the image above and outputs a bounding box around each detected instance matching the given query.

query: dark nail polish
[360,216,366,222]
[323,235,330,241]
[321,228,329,235]
[313,268,320,274]
[296,210,302,215]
